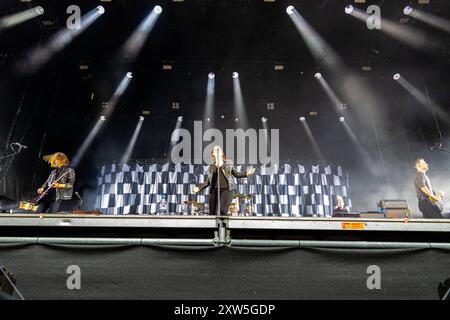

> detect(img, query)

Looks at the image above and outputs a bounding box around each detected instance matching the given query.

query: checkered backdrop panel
[95,163,351,216]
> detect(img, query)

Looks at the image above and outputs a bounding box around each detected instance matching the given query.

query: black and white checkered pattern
[95,163,351,216]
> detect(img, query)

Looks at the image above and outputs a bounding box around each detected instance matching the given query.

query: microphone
[430,142,442,151]
[214,149,220,166]
[12,142,28,149]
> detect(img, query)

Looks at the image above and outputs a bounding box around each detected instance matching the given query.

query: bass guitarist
[414,158,444,219]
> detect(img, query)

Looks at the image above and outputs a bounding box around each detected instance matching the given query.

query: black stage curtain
[0,244,449,300]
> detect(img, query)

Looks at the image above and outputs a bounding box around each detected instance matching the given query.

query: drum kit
[182,194,254,216]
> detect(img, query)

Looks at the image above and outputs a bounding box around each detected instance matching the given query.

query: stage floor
[0,213,449,232]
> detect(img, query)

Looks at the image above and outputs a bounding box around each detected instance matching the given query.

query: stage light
[154,5,163,15]
[178,116,183,122]
[100,116,106,121]
[393,73,401,81]
[204,72,215,127]
[97,6,105,15]
[404,7,450,34]
[286,6,295,15]
[261,117,267,123]
[346,5,439,52]
[139,116,144,121]
[0,6,46,31]
[118,5,162,65]
[345,5,354,14]
[36,6,45,15]
[315,73,322,79]
[339,116,345,122]
[233,71,248,129]
[235,118,239,122]
[299,117,306,122]
[126,72,133,79]
[403,6,413,16]
[17,6,103,73]
[394,75,450,123]
[221,115,225,119]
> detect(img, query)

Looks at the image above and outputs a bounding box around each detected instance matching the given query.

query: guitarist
[36,152,75,213]
[414,158,444,219]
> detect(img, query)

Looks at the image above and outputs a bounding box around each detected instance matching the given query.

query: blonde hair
[43,152,70,167]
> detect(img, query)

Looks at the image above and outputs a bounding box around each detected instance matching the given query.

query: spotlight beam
[395,76,450,123]
[72,71,133,168]
[168,116,184,161]
[120,6,162,60]
[72,117,105,168]
[301,121,324,161]
[347,6,440,52]
[203,74,215,128]
[120,118,144,164]
[316,75,343,112]
[341,120,379,176]
[407,7,450,34]
[315,74,380,174]
[0,6,44,30]
[287,8,385,126]
[233,75,249,129]
[287,6,343,71]
[261,117,270,158]
[18,6,103,73]
[105,72,134,117]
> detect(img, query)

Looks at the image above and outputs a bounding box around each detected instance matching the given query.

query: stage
[1,213,450,245]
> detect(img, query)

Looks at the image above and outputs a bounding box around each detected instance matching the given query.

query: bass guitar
[428,191,445,213]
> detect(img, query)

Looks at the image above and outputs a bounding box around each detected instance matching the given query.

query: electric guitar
[19,171,70,212]
[428,191,445,212]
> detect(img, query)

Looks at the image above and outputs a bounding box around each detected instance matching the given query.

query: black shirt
[210,165,229,190]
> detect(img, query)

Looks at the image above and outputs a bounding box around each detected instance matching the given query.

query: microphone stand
[215,150,228,246]
[216,150,220,216]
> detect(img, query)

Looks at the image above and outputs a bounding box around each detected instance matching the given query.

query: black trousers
[209,189,233,216]
[418,199,444,219]
[37,199,63,214]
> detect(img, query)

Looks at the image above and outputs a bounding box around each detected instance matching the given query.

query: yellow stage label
[341,222,366,230]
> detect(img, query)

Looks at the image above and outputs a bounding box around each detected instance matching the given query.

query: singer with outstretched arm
[192,146,255,216]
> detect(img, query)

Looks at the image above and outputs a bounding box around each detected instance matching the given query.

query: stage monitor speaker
[378,199,409,209]
[378,199,410,219]
[0,266,24,300]
[384,209,411,219]
[359,212,385,219]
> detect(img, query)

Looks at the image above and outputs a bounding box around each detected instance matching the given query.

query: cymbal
[184,200,204,207]
[233,194,255,199]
